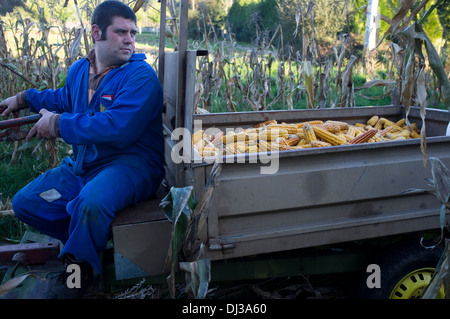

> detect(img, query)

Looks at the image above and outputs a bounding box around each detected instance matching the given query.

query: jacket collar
[85,49,147,69]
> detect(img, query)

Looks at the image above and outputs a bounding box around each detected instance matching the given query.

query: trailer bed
[180,106,450,261]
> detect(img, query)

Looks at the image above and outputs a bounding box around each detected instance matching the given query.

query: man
[0,1,164,298]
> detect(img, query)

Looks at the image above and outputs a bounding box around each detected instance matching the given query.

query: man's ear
[92,24,102,42]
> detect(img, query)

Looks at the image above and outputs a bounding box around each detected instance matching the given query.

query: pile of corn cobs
[192,115,421,157]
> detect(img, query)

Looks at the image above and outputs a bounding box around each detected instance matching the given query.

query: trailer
[110,0,450,299]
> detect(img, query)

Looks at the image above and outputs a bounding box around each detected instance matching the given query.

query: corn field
[191,0,450,114]
[1,0,449,111]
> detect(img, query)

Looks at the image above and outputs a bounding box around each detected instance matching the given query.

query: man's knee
[70,190,114,222]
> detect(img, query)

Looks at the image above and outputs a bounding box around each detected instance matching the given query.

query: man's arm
[58,67,162,148]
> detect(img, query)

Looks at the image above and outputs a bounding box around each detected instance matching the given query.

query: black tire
[358,240,444,299]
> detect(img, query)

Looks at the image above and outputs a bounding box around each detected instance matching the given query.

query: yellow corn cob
[303,123,317,143]
[295,131,305,139]
[354,123,367,128]
[201,147,219,157]
[244,128,259,134]
[235,131,248,142]
[312,125,346,146]
[343,134,356,142]
[373,118,384,130]
[410,130,420,138]
[385,132,408,140]
[367,116,379,126]
[248,145,258,153]
[254,119,277,128]
[346,125,357,137]
[258,140,271,152]
[399,130,413,139]
[225,143,241,154]
[276,139,291,151]
[223,132,236,144]
[259,128,288,141]
[296,120,324,129]
[193,139,206,150]
[367,133,383,143]
[324,120,350,131]
[355,126,366,135]
[396,118,406,127]
[313,123,342,134]
[384,125,403,134]
[247,138,258,146]
[268,123,299,134]
[311,140,332,148]
[192,130,205,145]
[235,142,248,153]
[381,118,397,128]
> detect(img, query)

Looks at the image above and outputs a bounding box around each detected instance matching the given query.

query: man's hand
[0,95,22,118]
[26,109,61,141]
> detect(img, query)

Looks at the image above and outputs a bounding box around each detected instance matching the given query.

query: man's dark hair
[91,1,137,41]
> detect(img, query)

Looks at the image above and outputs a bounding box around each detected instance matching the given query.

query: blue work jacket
[25,53,165,188]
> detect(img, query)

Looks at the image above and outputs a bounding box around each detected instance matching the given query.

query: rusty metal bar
[0,114,41,130]
[0,242,60,265]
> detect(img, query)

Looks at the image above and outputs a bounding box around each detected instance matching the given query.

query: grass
[0,138,71,241]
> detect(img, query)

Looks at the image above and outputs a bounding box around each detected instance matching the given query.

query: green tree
[188,0,229,40]
[227,0,279,43]
[436,0,450,42]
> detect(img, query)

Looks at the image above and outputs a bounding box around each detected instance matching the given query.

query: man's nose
[124,32,133,44]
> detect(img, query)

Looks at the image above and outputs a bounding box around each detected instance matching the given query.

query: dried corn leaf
[421,158,450,299]
[69,27,84,62]
[160,186,198,298]
[179,258,211,299]
[416,66,427,167]
[302,61,315,109]
[133,0,145,13]
[421,238,450,299]
[338,55,356,108]
[184,162,221,259]
[374,0,414,50]
[429,157,450,207]
[354,79,396,91]
[414,23,450,110]
[401,51,414,130]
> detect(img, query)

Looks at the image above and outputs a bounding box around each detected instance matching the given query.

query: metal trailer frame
[110,0,450,283]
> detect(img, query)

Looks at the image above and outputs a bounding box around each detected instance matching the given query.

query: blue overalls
[12,53,165,275]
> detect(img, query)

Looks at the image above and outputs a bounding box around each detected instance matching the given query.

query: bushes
[227,0,279,44]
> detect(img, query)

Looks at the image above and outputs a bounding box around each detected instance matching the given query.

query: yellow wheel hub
[389,268,445,299]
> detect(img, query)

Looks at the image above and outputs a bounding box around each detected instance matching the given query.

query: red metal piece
[0,114,41,141]
[0,114,42,130]
[0,242,60,265]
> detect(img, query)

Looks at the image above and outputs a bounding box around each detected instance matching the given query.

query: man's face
[93,16,137,67]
